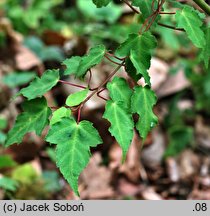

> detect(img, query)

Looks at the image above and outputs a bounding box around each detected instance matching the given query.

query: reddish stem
[97,88,108,101]
[159,12,176,14]
[123,0,140,14]
[59,80,86,89]
[106,52,126,61]
[88,69,92,88]
[105,55,123,66]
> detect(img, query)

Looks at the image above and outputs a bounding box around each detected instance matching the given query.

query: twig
[158,22,185,31]
[123,0,140,14]
[193,0,210,15]
[81,62,124,107]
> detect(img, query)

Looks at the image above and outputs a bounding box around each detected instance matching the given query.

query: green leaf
[164,126,193,158]
[63,45,106,77]
[3,72,36,88]
[0,117,7,130]
[103,101,134,161]
[19,69,60,100]
[132,0,160,28]
[0,155,17,169]
[77,0,122,24]
[5,97,51,147]
[92,0,111,7]
[200,27,210,69]
[175,6,205,48]
[24,36,64,62]
[131,86,158,140]
[12,164,38,184]
[125,58,142,82]
[116,32,157,85]
[107,77,132,108]
[45,117,102,195]
[132,0,155,19]
[0,132,6,145]
[0,177,19,192]
[66,89,89,107]
[63,56,82,76]
[50,107,71,125]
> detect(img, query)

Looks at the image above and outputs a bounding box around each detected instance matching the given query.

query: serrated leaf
[63,56,82,76]
[92,0,111,7]
[132,0,155,20]
[66,89,89,107]
[107,77,132,108]
[50,107,71,125]
[116,32,157,85]
[131,86,158,140]
[45,117,102,195]
[5,97,51,147]
[125,58,142,82]
[175,6,205,48]
[103,100,134,161]
[200,27,210,69]
[63,45,106,77]
[19,69,60,100]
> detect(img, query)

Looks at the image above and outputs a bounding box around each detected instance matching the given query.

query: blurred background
[0,0,210,200]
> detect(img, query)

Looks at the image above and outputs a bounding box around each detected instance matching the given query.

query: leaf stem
[158,22,185,32]
[97,88,108,101]
[105,55,123,66]
[106,52,126,61]
[159,12,176,14]
[59,80,87,89]
[193,0,210,15]
[122,0,140,14]
[81,62,125,106]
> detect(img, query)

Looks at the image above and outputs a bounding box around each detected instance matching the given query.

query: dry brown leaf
[15,46,41,70]
[80,153,114,199]
[141,128,165,168]
[138,58,168,90]
[109,131,142,183]
[156,69,190,98]
[118,178,142,196]
[141,187,163,200]
[195,116,210,150]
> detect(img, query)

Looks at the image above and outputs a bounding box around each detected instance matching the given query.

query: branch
[193,0,210,15]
